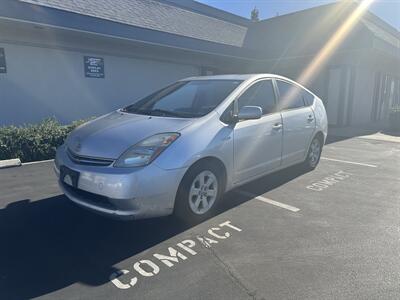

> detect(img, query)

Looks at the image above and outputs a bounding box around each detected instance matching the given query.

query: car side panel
[313,97,328,141]
[281,106,316,166]
[233,113,283,183]
[153,112,235,189]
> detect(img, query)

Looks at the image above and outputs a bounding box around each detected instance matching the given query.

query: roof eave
[0,0,258,61]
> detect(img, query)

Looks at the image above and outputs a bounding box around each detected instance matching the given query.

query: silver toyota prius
[55,74,328,221]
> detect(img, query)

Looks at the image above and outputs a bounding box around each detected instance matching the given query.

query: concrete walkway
[328,125,400,144]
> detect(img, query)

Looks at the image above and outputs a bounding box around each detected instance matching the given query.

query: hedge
[0,117,89,163]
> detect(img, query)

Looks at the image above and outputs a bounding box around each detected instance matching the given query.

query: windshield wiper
[123,108,188,117]
[146,109,186,117]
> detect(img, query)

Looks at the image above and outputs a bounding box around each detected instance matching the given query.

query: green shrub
[0,117,90,162]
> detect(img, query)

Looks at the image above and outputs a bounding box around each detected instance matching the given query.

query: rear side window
[302,90,315,106]
[237,80,276,115]
[276,80,305,110]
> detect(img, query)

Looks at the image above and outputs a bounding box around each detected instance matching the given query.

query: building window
[0,48,6,74]
[372,73,400,121]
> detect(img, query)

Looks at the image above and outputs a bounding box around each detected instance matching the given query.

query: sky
[196,0,400,30]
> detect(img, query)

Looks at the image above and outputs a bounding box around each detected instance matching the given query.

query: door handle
[272,123,282,130]
[307,115,314,122]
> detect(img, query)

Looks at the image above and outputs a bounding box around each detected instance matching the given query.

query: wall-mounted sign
[0,48,6,73]
[84,56,104,78]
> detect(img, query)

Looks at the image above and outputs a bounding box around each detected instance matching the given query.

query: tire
[174,161,224,223]
[304,136,323,170]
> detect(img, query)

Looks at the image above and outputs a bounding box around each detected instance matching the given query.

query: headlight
[114,133,180,168]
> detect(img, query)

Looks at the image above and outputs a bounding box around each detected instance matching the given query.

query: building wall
[244,2,373,59]
[1,14,398,129]
[0,41,200,125]
[351,67,375,125]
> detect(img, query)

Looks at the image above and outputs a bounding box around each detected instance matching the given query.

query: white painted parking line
[321,157,377,168]
[237,190,300,212]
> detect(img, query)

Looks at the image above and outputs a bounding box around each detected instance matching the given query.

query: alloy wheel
[188,170,218,215]
[309,138,321,167]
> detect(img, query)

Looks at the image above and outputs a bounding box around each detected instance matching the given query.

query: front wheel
[304,137,322,170]
[174,162,223,223]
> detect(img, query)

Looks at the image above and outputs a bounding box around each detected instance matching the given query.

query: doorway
[326,66,354,126]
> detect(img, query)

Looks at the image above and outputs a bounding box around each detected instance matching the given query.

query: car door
[233,79,283,183]
[275,80,316,166]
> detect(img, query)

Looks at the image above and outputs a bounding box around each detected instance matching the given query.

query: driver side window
[237,80,276,115]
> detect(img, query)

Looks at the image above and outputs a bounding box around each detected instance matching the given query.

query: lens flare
[297,0,375,87]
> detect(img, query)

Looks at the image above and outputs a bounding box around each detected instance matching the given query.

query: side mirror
[237,106,262,120]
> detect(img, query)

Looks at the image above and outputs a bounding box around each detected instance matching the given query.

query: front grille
[67,148,114,166]
[62,182,116,210]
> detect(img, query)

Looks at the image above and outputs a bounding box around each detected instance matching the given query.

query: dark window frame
[302,89,316,107]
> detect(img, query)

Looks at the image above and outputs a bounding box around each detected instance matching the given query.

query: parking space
[0,136,399,299]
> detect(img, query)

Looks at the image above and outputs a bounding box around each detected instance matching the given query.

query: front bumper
[54,145,187,220]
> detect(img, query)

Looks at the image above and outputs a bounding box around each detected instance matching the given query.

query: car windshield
[122,80,242,118]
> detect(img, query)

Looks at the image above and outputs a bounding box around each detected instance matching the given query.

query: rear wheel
[174,162,223,223]
[304,137,322,170]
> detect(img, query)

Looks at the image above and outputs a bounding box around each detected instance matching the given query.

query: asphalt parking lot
[1,135,399,300]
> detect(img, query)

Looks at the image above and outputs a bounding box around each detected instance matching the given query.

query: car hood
[66,111,193,159]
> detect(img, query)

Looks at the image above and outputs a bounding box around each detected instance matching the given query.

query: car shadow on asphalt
[0,164,309,300]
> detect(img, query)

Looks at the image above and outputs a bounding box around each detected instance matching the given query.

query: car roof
[180,73,317,98]
[180,74,289,81]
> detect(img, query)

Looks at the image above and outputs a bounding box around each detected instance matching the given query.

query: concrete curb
[22,159,54,165]
[0,158,22,169]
